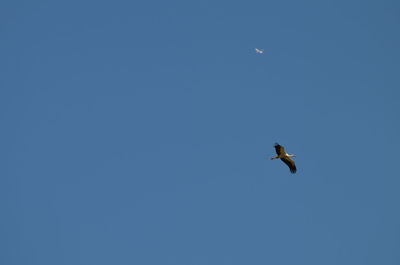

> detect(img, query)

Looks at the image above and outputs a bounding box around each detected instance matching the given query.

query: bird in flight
[271,143,297,173]
[255,48,264,54]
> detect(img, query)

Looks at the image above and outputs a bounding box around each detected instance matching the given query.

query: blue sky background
[1,0,400,264]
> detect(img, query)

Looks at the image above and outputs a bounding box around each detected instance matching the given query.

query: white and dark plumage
[271,143,297,173]
[255,48,264,54]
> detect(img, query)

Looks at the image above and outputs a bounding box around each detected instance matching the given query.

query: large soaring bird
[271,143,297,173]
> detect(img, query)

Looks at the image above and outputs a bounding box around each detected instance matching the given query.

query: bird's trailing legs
[271,154,296,160]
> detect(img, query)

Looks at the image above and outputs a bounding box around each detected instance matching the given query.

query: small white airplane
[255,48,264,54]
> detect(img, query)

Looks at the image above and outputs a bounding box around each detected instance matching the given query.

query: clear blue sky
[2,0,400,264]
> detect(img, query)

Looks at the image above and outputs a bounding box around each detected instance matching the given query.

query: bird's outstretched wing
[274,143,285,156]
[281,157,296,174]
